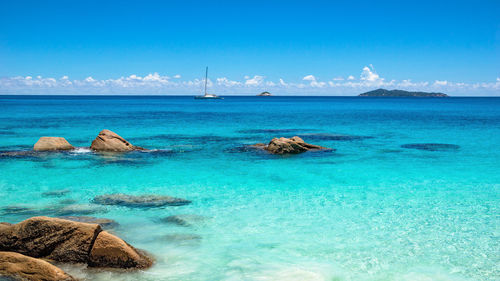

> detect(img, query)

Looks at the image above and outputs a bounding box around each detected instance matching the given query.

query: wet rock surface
[0,251,75,281]
[92,193,191,208]
[401,143,460,151]
[90,130,145,152]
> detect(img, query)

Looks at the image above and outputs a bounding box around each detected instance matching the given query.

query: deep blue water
[0,96,499,281]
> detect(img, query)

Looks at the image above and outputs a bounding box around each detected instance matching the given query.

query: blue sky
[0,0,499,95]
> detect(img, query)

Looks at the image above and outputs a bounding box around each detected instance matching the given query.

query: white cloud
[0,68,499,96]
[279,78,288,87]
[333,77,344,81]
[360,65,382,82]
[302,75,326,87]
[217,77,241,87]
[245,75,265,86]
[434,80,448,86]
[303,75,316,81]
[173,74,181,79]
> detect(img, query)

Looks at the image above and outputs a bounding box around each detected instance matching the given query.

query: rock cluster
[253,136,330,154]
[0,216,153,280]
[29,130,146,153]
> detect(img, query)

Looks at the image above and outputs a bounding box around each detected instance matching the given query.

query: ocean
[0,95,498,281]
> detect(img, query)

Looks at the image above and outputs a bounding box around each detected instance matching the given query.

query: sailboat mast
[204,66,208,96]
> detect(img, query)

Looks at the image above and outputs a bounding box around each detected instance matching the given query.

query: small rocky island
[257,91,272,96]
[359,88,448,97]
[252,136,331,154]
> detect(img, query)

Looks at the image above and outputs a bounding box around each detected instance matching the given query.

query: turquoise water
[0,96,499,281]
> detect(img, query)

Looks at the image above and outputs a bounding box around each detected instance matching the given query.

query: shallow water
[0,96,499,281]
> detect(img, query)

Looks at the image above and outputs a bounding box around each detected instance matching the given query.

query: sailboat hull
[194,96,223,99]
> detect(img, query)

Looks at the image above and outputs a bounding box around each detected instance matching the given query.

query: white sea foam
[71,147,91,154]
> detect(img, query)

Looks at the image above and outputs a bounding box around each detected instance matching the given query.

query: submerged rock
[0,251,75,281]
[42,189,71,197]
[0,216,100,263]
[0,205,39,216]
[57,199,78,205]
[89,231,152,269]
[160,214,208,227]
[162,233,202,245]
[254,136,331,154]
[57,216,118,229]
[401,143,460,151]
[237,129,306,134]
[53,204,108,216]
[90,129,146,152]
[298,133,372,141]
[92,193,191,208]
[33,137,74,151]
[0,150,40,158]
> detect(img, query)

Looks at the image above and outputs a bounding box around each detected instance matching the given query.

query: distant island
[359,89,448,97]
[257,91,272,96]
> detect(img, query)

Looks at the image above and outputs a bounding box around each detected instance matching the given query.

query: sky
[0,0,499,95]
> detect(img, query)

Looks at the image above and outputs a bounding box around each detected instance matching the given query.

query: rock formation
[254,136,330,154]
[90,129,145,152]
[33,137,73,151]
[0,217,153,269]
[257,91,272,96]
[0,251,75,281]
[89,231,152,269]
[0,216,100,263]
[359,88,448,97]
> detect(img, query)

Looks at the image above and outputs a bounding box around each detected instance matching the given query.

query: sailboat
[194,67,222,99]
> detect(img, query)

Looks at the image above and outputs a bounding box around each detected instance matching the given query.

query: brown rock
[89,231,152,269]
[255,136,329,154]
[0,216,101,263]
[90,129,145,152]
[0,251,75,281]
[33,137,73,151]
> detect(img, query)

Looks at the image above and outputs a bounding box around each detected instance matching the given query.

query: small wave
[71,147,92,154]
[140,148,172,153]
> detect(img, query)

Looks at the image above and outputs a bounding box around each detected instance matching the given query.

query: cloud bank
[1,66,499,96]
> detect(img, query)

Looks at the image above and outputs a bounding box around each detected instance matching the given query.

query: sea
[0,95,498,281]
